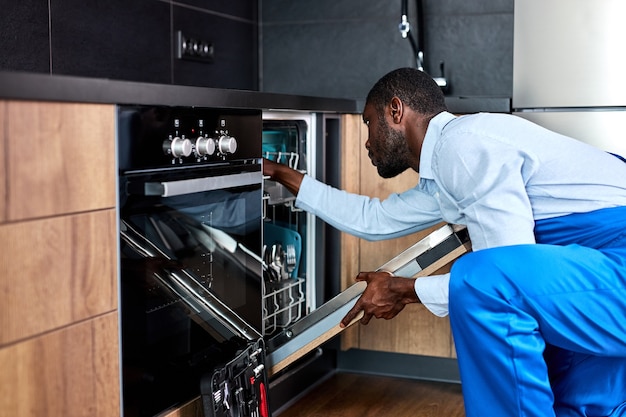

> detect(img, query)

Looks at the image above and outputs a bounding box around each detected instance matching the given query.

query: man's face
[363,103,412,179]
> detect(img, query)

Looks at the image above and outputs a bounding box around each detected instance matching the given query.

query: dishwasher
[260,111,471,413]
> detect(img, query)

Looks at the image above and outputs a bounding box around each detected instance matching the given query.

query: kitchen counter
[0,71,510,114]
[0,71,358,113]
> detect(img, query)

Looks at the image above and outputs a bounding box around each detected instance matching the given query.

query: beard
[372,118,413,179]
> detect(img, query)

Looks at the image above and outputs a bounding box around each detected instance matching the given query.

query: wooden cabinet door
[5,101,116,221]
[0,210,118,346]
[340,114,455,358]
[0,313,120,417]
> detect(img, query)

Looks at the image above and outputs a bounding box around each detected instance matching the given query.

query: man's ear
[389,97,403,124]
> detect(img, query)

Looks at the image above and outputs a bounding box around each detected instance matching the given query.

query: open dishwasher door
[265,223,471,376]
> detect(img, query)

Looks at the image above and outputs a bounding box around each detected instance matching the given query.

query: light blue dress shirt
[296,111,626,316]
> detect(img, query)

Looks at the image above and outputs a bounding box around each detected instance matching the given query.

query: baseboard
[337,349,461,384]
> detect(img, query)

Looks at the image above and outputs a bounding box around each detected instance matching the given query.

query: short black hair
[366,67,447,116]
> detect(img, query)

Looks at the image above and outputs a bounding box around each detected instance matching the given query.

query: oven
[117,105,269,417]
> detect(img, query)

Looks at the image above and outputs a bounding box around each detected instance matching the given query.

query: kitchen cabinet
[339,114,456,358]
[0,101,120,416]
[0,211,117,344]
[0,102,5,223]
[0,313,119,416]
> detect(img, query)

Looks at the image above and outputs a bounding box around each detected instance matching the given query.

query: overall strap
[609,152,626,164]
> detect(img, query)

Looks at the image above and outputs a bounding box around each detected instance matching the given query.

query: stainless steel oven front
[117,105,270,417]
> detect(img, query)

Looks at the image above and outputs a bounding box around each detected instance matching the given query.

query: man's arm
[266,159,452,319]
[263,158,304,196]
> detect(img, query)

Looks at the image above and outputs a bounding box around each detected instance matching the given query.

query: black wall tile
[176,0,257,21]
[424,0,513,15]
[172,4,257,90]
[263,21,412,99]
[0,0,50,73]
[262,0,396,22]
[50,0,171,84]
[261,0,514,100]
[424,13,513,96]
[1,0,258,90]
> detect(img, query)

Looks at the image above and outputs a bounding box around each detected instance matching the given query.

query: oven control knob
[164,136,192,158]
[218,135,238,155]
[195,136,216,156]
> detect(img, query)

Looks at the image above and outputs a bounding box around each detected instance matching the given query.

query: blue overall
[449,205,626,416]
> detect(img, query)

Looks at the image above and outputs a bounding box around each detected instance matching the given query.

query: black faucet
[398,0,448,91]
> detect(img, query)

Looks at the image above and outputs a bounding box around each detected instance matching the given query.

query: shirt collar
[419,111,456,180]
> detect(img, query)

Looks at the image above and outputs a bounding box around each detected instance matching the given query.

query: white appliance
[513,0,626,156]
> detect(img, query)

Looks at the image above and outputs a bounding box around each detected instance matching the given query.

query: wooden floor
[276,372,465,417]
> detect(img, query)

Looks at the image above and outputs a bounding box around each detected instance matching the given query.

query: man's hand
[263,158,304,196]
[340,271,420,327]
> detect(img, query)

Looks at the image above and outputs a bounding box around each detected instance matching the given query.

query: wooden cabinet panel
[0,209,117,346]
[0,312,120,417]
[159,397,203,417]
[5,101,115,221]
[339,114,454,357]
[339,114,363,349]
[0,102,6,222]
[356,263,455,357]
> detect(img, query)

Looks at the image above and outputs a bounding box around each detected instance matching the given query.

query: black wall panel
[173,5,257,89]
[50,0,171,84]
[0,0,258,90]
[0,0,513,100]
[261,0,513,101]
[0,0,50,73]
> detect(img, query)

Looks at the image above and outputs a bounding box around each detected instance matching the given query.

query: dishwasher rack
[262,277,306,334]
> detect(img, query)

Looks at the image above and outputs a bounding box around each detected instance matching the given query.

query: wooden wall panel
[339,114,363,350]
[357,263,455,357]
[0,209,118,346]
[0,313,120,417]
[0,102,6,222]
[6,101,116,221]
[159,397,204,417]
[338,114,454,357]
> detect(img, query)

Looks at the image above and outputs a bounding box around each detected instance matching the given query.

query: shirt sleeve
[414,274,450,317]
[295,175,443,241]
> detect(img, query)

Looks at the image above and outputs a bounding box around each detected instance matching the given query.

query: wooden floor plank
[276,372,465,417]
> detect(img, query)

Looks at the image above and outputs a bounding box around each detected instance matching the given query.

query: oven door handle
[134,171,262,197]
